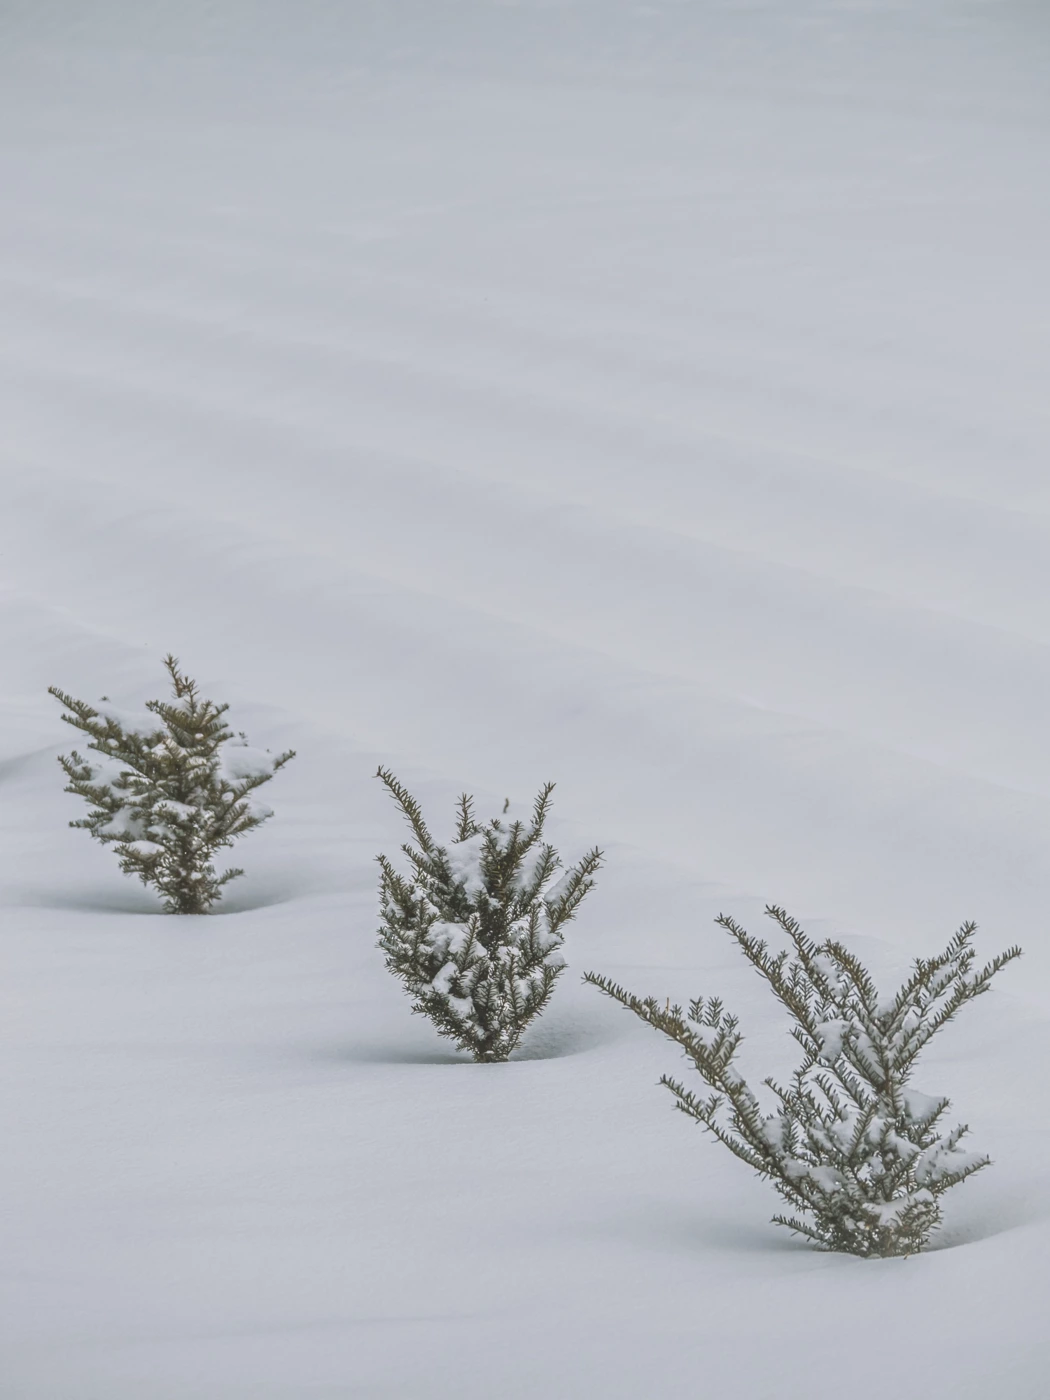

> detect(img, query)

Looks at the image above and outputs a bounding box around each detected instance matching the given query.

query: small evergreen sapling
[585,906,1020,1258]
[50,656,295,914]
[376,768,602,1062]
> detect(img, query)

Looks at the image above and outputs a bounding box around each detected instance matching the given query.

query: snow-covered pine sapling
[376,768,602,1063]
[49,655,295,914]
[585,907,1021,1258]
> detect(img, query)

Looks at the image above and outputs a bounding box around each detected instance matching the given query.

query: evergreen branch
[546,847,603,931]
[530,781,556,840]
[455,792,479,842]
[378,779,599,1061]
[376,767,436,852]
[51,660,292,913]
[584,909,1020,1257]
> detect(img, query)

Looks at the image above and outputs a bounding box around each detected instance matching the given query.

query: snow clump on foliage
[50,655,294,915]
[586,906,1021,1257]
[376,768,602,1063]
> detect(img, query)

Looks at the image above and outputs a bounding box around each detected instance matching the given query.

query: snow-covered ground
[3,2,1050,1395]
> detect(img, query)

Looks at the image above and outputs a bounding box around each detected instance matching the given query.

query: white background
[2,3,1049,1395]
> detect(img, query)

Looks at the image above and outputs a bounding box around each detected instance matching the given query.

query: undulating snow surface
[3,3,1050,1395]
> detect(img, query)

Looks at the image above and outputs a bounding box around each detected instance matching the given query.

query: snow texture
[2,0,1050,1395]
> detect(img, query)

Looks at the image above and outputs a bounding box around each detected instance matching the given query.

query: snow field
[2,3,1050,1396]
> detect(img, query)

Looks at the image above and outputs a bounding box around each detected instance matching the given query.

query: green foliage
[377,768,602,1062]
[50,655,294,914]
[586,907,1021,1257]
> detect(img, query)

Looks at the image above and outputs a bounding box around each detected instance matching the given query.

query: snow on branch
[376,768,602,1062]
[50,655,295,914]
[585,906,1021,1258]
